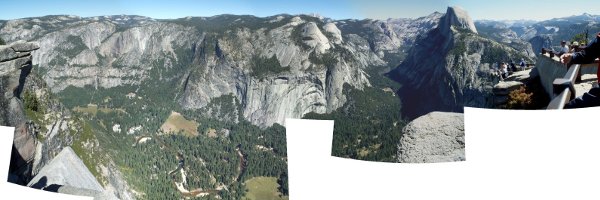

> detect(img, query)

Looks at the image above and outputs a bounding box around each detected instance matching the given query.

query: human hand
[560,53,572,65]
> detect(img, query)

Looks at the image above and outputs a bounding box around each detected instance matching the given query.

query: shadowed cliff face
[391,7,535,119]
[1,41,39,183]
[391,6,478,119]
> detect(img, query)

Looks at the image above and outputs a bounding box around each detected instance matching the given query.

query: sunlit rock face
[398,112,465,163]
[1,14,442,127]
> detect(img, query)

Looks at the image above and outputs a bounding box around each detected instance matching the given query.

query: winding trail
[133,135,246,198]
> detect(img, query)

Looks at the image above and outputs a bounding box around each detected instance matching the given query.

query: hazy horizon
[451,0,600,21]
[2,10,598,23]
[0,0,447,21]
[0,0,598,22]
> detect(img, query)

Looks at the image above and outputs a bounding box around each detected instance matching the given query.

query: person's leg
[597,63,599,83]
[564,88,600,109]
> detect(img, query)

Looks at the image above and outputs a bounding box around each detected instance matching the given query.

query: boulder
[493,81,524,96]
[0,45,18,62]
[398,112,465,163]
[504,68,536,82]
[10,40,40,52]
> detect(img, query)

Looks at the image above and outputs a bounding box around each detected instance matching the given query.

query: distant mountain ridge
[475,13,600,52]
[0,13,442,128]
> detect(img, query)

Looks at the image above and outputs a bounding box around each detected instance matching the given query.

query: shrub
[24,90,40,112]
[507,86,533,109]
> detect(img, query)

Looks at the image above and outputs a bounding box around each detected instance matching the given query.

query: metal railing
[546,64,580,109]
[545,59,599,109]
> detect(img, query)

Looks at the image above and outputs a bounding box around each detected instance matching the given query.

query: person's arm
[567,33,600,64]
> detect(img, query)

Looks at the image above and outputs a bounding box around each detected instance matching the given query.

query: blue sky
[0,0,598,21]
[0,0,447,20]
[450,0,600,20]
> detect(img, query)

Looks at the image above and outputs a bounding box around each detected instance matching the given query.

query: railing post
[546,64,581,109]
[552,78,575,100]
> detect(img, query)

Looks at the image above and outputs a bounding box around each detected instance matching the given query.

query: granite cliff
[1,40,133,199]
[1,14,441,128]
[392,6,535,119]
[0,13,449,198]
[1,41,39,183]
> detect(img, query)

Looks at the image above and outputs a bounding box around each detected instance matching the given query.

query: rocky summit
[438,6,478,36]
[392,6,535,119]
[398,112,465,163]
